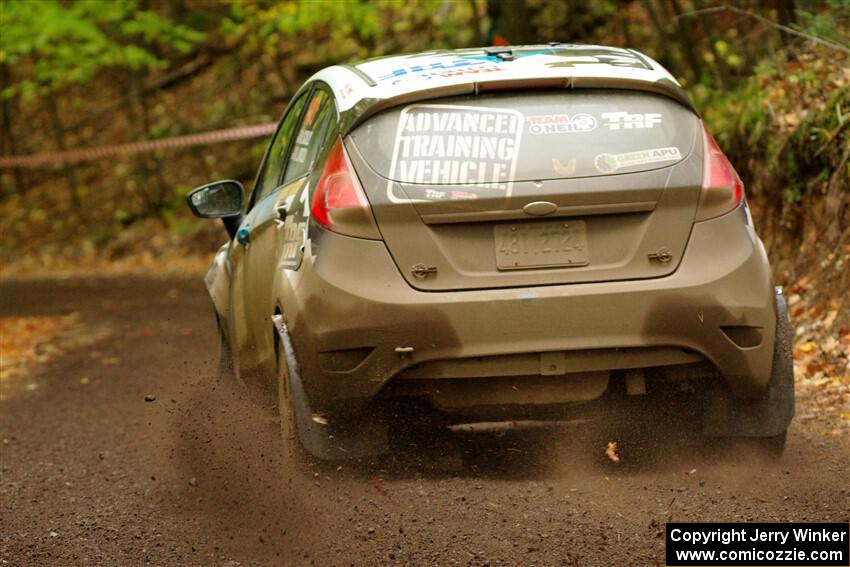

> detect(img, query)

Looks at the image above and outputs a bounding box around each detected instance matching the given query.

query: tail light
[311,138,380,239]
[695,126,744,222]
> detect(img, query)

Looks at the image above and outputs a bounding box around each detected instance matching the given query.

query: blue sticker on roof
[376,59,490,82]
[365,46,651,85]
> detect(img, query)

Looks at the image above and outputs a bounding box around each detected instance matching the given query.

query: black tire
[746,290,794,458]
[273,315,388,463]
[708,290,794,459]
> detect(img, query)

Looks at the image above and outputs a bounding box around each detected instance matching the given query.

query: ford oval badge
[523,201,558,216]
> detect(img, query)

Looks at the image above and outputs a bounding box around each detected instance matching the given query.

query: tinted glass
[253,93,308,203]
[282,89,337,185]
[349,90,699,201]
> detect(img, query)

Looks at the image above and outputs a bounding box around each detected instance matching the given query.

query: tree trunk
[468,0,485,46]
[775,0,797,47]
[777,0,796,26]
[46,92,80,209]
[694,0,728,88]
[0,63,25,195]
[643,0,678,76]
[166,0,185,20]
[488,0,535,45]
[618,7,635,48]
[667,0,704,84]
[125,71,164,215]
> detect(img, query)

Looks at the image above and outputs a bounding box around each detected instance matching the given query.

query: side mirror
[186,180,244,218]
[186,180,244,239]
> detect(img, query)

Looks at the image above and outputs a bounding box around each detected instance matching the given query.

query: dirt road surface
[1,276,848,566]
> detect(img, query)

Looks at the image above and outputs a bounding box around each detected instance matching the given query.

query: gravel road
[1,276,847,566]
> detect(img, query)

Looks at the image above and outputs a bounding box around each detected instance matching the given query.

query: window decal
[593,147,681,173]
[385,104,524,202]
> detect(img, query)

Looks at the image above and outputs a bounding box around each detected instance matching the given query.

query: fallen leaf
[798,341,817,354]
[791,276,811,293]
[822,336,839,355]
[823,310,839,329]
[605,441,620,464]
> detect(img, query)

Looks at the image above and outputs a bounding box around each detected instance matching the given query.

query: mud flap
[702,287,795,438]
[273,315,388,460]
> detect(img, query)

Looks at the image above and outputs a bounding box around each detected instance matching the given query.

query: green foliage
[219,0,475,67]
[0,0,205,99]
[0,0,847,259]
[696,49,849,208]
[794,0,849,44]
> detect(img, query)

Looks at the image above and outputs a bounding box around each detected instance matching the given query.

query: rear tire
[272,315,389,463]
[744,291,794,458]
[707,289,794,459]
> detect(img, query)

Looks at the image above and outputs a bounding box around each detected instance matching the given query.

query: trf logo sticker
[602,112,663,130]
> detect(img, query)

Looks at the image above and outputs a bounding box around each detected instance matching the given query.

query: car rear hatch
[346,89,703,291]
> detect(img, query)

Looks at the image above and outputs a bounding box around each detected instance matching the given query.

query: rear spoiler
[339,75,698,135]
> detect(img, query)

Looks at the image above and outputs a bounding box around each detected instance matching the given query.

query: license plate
[495,220,588,270]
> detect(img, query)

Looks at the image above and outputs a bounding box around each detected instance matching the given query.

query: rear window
[349,89,698,199]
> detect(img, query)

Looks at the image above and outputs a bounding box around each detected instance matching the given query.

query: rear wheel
[746,291,794,458]
[708,290,794,459]
[273,315,389,463]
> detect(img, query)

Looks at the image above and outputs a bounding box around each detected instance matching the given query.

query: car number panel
[495,220,589,270]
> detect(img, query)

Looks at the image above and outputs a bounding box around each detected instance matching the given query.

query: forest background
[0,1,848,386]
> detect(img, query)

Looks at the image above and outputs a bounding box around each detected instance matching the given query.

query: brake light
[696,126,744,221]
[311,138,380,239]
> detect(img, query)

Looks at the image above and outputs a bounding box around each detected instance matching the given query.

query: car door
[228,89,309,382]
[232,85,339,388]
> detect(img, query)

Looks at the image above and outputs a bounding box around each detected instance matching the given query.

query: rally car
[187,44,794,461]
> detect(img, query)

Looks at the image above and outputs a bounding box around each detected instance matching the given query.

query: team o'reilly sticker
[602,112,662,130]
[594,147,682,173]
[526,113,597,135]
[386,104,524,202]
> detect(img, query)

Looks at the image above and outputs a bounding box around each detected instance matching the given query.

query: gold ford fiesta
[187,44,794,462]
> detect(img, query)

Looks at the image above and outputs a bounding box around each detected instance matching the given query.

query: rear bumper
[283,206,775,417]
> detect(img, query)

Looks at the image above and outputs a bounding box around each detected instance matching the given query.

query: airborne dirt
[1,276,848,566]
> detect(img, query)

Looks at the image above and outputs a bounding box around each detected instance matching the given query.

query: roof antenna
[483,46,515,61]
